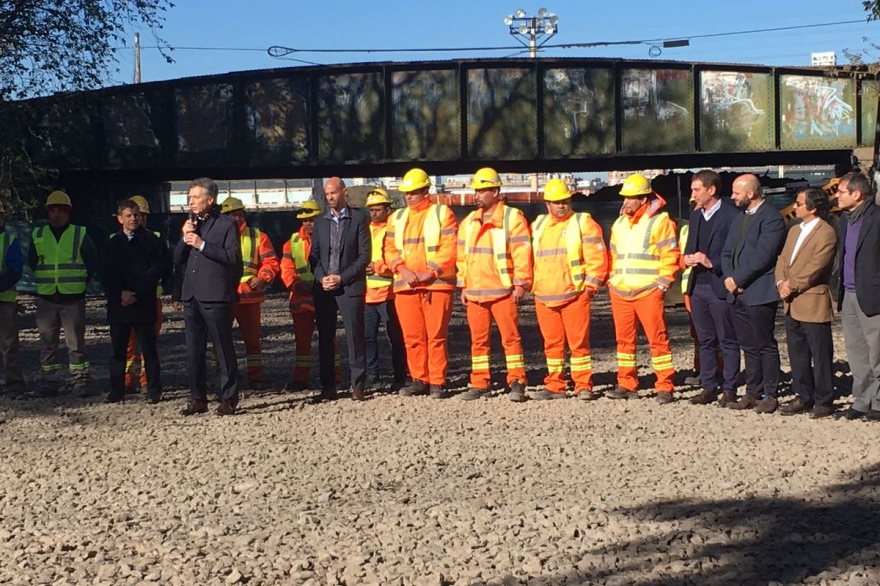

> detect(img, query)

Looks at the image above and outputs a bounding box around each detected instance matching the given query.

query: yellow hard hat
[220,196,246,215]
[543,178,572,202]
[399,168,431,193]
[130,195,150,214]
[296,200,322,219]
[470,167,502,190]
[619,173,653,197]
[365,188,393,207]
[46,190,72,208]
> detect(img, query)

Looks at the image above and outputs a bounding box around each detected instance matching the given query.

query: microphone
[188,212,201,235]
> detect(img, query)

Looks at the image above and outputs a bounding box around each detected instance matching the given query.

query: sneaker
[576,389,603,401]
[460,388,488,401]
[606,386,638,400]
[429,385,449,399]
[399,380,428,397]
[532,389,567,400]
[508,381,527,403]
[655,391,675,405]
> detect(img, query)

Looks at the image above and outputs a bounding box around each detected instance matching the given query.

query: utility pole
[134,32,142,84]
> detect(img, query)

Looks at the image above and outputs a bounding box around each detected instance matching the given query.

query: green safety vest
[0,232,16,302]
[32,224,88,295]
[241,227,260,282]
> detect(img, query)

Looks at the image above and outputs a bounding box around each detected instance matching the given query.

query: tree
[865,1,880,21]
[0,0,175,214]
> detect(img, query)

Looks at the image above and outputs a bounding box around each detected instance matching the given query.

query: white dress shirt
[790,217,819,265]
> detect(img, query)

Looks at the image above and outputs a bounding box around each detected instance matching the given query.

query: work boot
[532,389,567,400]
[429,385,450,399]
[390,379,407,394]
[351,387,366,401]
[399,380,428,397]
[216,400,236,415]
[508,380,527,403]
[145,389,163,404]
[606,386,638,400]
[105,391,125,404]
[180,400,208,416]
[285,380,309,392]
[576,389,603,401]
[655,391,675,405]
[460,388,488,401]
[124,385,139,395]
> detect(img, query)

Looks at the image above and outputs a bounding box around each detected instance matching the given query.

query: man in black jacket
[835,172,880,421]
[105,199,168,404]
[721,174,785,414]
[173,177,243,416]
[309,177,371,402]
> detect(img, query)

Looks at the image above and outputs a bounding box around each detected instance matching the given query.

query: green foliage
[0,0,174,215]
[864,1,880,21]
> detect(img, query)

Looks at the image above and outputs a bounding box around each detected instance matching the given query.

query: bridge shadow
[490,463,880,585]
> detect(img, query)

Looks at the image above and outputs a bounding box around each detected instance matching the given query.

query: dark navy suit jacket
[721,200,785,306]
[173,208,242,304]
[309,207,370,297]
[837,202,880,316]
[683,200,739,299]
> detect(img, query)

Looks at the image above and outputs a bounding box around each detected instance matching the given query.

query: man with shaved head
[309,177,371,402]
[721,174,785,414]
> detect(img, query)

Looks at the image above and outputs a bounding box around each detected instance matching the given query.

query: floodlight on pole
[505,7,559,59]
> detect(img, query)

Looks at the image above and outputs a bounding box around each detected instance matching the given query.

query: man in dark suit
[834,172,880,421]
[105,199,169,404]
[309,177,370,402]
[683,169,741,407]
[721,173,785,414]
[173,177,243,416]
[774,187,838,418]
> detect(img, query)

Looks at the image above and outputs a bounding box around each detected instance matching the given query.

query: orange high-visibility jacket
[384,198,457,293]
[532,211,608,307]
[280,227,315,313]
[366,221,394,305]
[237,222,279,304]
[456,202,533,303]
[608,194,680,300]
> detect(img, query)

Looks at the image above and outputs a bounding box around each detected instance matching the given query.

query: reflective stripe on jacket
[366,222,393,304]
[532,212,608,307]
[0,232,15,302]
[384,198,457,292]
[679,224,691,295]
[237,225,279,304]
[32,224,88,296]
[456,202,532,303]
[280,227,315,313]
[608,196,680,300]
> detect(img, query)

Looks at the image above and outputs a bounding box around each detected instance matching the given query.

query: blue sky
[112,0,880,86]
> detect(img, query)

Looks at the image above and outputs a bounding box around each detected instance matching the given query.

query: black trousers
[785,315,834,407]
[730,297,780,398]
[183,299,238,406]
[690,283,740,392]
[315,290,366,391]
[110,322,160,394]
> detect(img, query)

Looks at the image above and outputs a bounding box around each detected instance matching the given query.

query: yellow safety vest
[289,234,314,283]
[532,213,592,294]
[0,232,16,302]
[608,212,669,297]
[461,206,516,288]
[367,224,393,290]
[240,227,260,283]
[679,224,691,295]
[32,225,88,296]
[392,203,448,263]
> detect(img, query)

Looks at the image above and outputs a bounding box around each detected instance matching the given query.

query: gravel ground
[1,293,878,586]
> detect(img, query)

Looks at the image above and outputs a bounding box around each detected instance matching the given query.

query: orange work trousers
[610,288,675,392]
[233,302,265,383]
[395,289,453,386]
[535,291,593,394]
[291,310,340,384]
[124,299,162,389]
[467,295,525,389]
